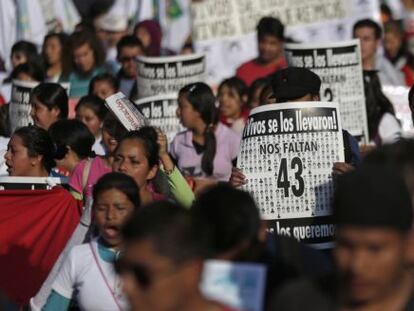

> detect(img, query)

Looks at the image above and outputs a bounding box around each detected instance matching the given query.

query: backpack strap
[82,158,93,193]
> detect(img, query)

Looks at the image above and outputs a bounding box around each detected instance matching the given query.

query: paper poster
[191,0,380,85]
[382,85,414,136]
[9,80,39,133]
[200,260,267,311]
[105,92,148,131]
[237,102,344,248]
[0,176,67,190]
[136,53,206,99]
[285,40,369,143]
[135,94,183,142]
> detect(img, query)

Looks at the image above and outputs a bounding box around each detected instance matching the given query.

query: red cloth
[0,187,80,305]
[236,57,287,86]
[402,64,414,87]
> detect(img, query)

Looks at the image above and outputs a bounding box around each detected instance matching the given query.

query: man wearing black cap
[270,166,414,310]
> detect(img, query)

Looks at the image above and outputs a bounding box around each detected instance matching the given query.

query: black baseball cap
[270,67,321,101]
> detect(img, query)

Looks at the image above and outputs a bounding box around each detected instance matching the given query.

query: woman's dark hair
[93,172,140,209]
[11,41,39,65]
[10,62,45,82]
[363,70,396,140]
[48,119,95,160]
[102,113,128,142]
[218,77,248,101]
[248,77,270,108]
[62,30,105,77]
[76,95,108,121]
[118,126,159,168]
[13,125,56,172]
[88,73,119,94]
[30,83,68,119]
[42,33,69,67]
[179,82,218,176]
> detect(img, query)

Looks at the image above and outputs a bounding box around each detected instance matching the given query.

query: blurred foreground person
[271,166,414,310]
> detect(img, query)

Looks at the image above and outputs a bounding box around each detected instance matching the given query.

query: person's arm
[156,129,195,208]
[42,290,71,311]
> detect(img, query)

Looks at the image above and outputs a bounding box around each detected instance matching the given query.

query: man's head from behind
[257,17,285,64]
[119,201,209,311]
[270,67,321,103]
[333,165,413,306]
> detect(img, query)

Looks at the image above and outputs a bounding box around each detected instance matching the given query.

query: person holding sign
[30,83,69,130]
[236,17,287,86]
[270,166,414,311]
[43,172,140,311]
[171,83,241,194]
[5,126,56,177]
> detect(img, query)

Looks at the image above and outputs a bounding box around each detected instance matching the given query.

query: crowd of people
[2,1,414,311]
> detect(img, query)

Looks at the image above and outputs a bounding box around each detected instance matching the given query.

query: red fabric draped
[0,187,80,305]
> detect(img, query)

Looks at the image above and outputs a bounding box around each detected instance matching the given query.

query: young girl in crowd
[43,172,140,310]
[217,77,250,133]
[248,77,271,108]
[5,126,56,177]
[30,83,68,130]
[61,31,106,98]
[48,119,95,176]
[69,114,126,203]
[170,83,241,194]
[88,73,119,100]
[10,40,39,69]
[42,33,68,83]
[75,95,108,156]
[113,126,194,206]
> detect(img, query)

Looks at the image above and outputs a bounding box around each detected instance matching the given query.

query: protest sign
[135,94,183,142]
[105,92,148,131]
[136,53,206,99]
[201,260,267,311]
[285,39,369,143]
[237,102,344,248]
[9,80,39,133]
[191,0,379,84]
[0,176,67,190]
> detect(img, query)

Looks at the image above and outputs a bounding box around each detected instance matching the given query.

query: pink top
[69,157,112,201]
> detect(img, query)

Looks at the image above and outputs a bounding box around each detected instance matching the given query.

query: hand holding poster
[135,94,183,142]
[9,80,39,133]
[136,53,206,99]
[105,92,148,131]
[237,102,344,248]
[285,40,369,143]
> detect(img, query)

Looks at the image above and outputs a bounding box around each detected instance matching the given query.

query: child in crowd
[75,95,108,156]
[30,83,68,130]
[170,82,241,194]
[88,73,119,100]
[43,172,140,310]
[248,77,271,108]
[217,77,250,133]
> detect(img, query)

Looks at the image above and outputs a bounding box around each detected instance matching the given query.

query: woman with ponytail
[170,82,241,193]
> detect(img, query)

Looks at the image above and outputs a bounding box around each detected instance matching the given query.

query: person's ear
[257,220,268,243]
[242,94,248,105]
[146,164,159,181]
[51,107,61,119]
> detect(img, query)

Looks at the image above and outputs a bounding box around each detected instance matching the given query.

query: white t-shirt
[92,136,106,156]
[52,239,128,311]
[378,112,401,144]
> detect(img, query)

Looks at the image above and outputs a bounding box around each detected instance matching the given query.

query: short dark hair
[93,172,140,209]
[13,125,55,172]
[116,35,145,57]
[102,113,127,142]
[48,119,95,160]
[353,19,382,39]
[11,41,38,64]
[30,83,68,119]
[76,95,108,121]
[218,77,248,100]
[88,73,119,95]
[257,17,284,41]
[192,184,261,256]
[122,200,209,263]
[11,62,45,82]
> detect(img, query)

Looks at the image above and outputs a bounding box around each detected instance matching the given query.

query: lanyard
[89,242,123,311]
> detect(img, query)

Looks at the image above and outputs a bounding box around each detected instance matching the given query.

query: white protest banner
[9,80,39,133]
[237,102,344,249]
[105,92,148,131]
[191,0,379,85]
[382,85,414,137]
[136,53,206,99]
[135,94,183,142]
[0,176,67,190]
[284,40,369,143]
[200,260,267,311]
